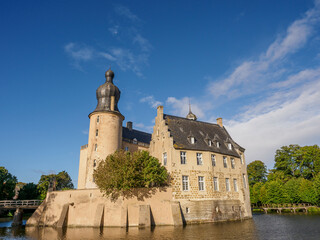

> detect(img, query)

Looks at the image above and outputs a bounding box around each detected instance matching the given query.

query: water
[1,213,320,240]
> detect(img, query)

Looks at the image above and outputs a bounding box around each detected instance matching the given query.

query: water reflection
[25,219,258,240]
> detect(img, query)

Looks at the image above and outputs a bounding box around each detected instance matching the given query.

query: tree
[0,166,17,200]
[265,180,286,204]
[274,145,301,178]
[298,145,320,179]
[313,173,320,205]
[250,182,264,205]
[247,160,267,186]
[38,171,74,199]
[93,150,169,197]
[18,183,40,200]
[298,179,317,204]
[284,178,302,203]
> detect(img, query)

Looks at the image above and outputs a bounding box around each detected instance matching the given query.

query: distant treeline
[248,145,320,206]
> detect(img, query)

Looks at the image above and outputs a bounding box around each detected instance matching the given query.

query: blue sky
[1,0,320,187]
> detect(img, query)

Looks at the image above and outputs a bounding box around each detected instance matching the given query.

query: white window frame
[196,153,203,165]
[233,179,238,192]
[226,178,230,192]
[208,140,212,146]
[163,152,167,166]
[243,174,247,188]
[182,175,189,191]
[223,156,228,168]
[198,176,205,191]
[231,158,235,169]
[180,151,186,164]
[211,154,216,167]
[190,137,195,144]
[228,143,232,150]
[213,177,219,191]
[216,142,220,148]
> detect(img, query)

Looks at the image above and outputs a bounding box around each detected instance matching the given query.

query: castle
[27,69,251,227]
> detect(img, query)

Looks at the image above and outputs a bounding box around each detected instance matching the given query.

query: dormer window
[190,137,195,144]
[133,138,138,144]
[216,142,220,148]
[208,140,212,146]
[228,143,232,150]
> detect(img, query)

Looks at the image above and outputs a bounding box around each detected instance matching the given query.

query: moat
[1,213,320,240]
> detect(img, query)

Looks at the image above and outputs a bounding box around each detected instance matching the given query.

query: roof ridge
[123,126,151,135]
[164,114,220,127]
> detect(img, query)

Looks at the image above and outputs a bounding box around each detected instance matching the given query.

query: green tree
[298,178,317,204]
[250,182,264,205]
[18,183,40,200]
[0,167,18,200]
[313,173,320,205]
[298,145,320,179]
[284,178,302,203]
[38,171,74,199]
[247,160,267,186]
[265,180,286,204]
[274,145,301,178]
[94,150,169,197]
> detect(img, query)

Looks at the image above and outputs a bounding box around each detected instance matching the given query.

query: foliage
[94,150,169,197]
[38,171,74,199]
[0,166,18,200]
[248,144,320,206]
[18,183,40,200]
[247,160,267,186]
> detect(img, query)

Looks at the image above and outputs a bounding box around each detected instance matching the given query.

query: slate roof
[122,127,152,145]
[164,114,243,158]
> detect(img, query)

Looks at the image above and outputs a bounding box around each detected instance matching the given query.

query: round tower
[85,69,124,188]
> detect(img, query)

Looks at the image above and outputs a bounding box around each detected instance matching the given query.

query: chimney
[126,121,133,131]
[157,105,164,117]
[216,118,223,127]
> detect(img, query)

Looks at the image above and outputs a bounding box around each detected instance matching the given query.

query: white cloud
[134,122,154,133]
[227,71,320,168]
[114,5,140,22]
[140,96,162,108]
[64,43,94,61]
[208,1,320,98]
[165,97,208,119]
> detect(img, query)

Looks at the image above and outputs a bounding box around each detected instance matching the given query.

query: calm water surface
[1,213,320,240]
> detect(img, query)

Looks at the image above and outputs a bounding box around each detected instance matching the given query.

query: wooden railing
[0,200,42,209]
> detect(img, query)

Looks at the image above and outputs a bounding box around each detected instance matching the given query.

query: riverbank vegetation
[248,145,320,206]
[94,150,169,198]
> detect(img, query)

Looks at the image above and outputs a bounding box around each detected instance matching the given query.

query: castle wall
[77,145,88,189]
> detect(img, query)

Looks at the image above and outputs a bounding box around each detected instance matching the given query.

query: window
[133,138,137,144]
[240,154,244,164]
[216,142,220,148]
[125,146,129,151]
[97,116,99,123]
[196,153,203,165]
[180,151,186,164]
[163,152,167,166]
[226,178,230,192]
[213,177,219,191]
[93,159,96,168]
[96,129,98,137]
[243,174,247,188]
[94,144,97,152]
[182,176,189,191]
[228,143,232,150]
[208,140,212,146]
[190,137,195,144]
[211,154,216,167]
[198,176,205,191]
[231,158,235,169]
[233,179,238,192]
[223,156,227,168]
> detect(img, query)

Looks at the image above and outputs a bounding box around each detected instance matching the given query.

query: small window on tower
[96,129,98,137]
[97,116,100,123]
[93,159,96,168]
[95,144,97,151]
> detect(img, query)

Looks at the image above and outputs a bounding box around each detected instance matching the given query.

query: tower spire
[186,98,197,121]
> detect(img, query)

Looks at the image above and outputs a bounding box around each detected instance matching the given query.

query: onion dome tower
[85,68,125,188]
